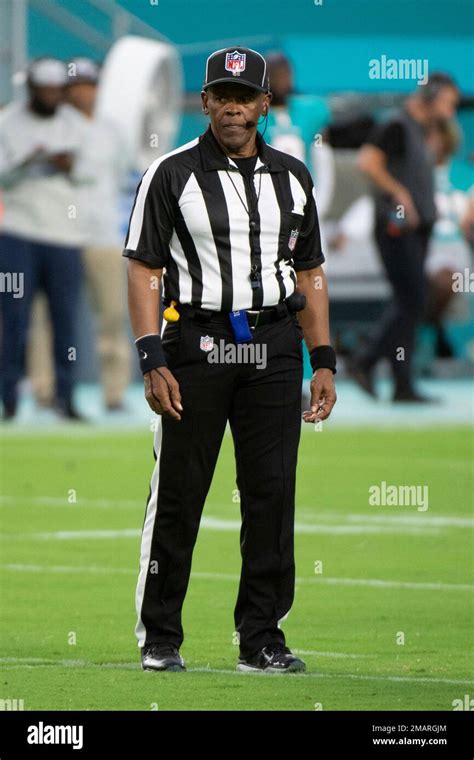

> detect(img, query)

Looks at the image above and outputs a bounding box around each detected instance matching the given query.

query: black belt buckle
[246,305,285,329]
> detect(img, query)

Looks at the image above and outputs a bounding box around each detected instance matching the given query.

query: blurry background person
[27,57,131,414]
[349,72,460,402]
[422,117,473,363]
[0,57,86,420]
[264,51,329,170]
[311,121,376,254]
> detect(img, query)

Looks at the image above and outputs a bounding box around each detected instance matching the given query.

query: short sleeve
[122,160,174,269]
[292,179,326,272]
[366,120,405,157]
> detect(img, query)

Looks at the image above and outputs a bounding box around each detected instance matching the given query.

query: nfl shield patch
[225,51,246,76]
[288,228,299,252]
[200,335,214,352]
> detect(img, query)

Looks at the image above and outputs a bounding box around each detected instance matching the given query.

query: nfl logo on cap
[225,51,246,76]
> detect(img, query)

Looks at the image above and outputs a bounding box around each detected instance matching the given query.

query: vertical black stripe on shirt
[194,168,234,312]
[174,206,204,307]
[272,260,287,302]
[270,171,294,261]
[163,255,180,304]
[270,172,297,299]
[123,177,142,249]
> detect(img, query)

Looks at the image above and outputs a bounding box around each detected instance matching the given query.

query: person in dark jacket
[350,73,459,402]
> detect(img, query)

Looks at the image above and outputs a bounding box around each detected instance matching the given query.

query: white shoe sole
[142,664,186,672]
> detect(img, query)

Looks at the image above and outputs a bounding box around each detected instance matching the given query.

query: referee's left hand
[302,369,337,423]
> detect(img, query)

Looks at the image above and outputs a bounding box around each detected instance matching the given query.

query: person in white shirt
[0,57,87,420]
[424,117,473,357]
[27,57,131,413]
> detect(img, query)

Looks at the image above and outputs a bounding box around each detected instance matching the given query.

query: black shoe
[392,389,438,403]
[346,355,377,399]
[237,644,305,673]
[53,399,87,421]
[435,327,454,359]
[141,644,186,672]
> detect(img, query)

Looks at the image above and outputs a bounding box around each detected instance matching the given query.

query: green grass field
[0,426,472,711]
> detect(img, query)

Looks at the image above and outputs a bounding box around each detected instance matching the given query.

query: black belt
[176,301,291,329]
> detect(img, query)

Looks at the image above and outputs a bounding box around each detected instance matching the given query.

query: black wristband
[135,334,167,375]
[309,345,337,374]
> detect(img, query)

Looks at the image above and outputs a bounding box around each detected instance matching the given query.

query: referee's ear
[201,90,209,116]
[262,90,272,116]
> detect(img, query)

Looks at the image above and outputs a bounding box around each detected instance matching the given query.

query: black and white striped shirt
[123,124,325,312]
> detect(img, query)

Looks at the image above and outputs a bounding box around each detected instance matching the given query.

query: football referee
[124,47,337,673]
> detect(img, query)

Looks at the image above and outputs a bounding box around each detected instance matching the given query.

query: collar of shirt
[198,124,286,173]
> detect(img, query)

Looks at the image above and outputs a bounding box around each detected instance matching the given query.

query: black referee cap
[203,47,269,93]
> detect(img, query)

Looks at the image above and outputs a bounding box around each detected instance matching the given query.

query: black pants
[0,232,83,408]
[135,308,304,658]
[359,223,432,393]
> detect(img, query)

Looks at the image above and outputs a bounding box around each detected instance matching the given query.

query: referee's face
[202,83,269,157]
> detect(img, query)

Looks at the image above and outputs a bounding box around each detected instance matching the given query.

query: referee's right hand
[144,368,183,421]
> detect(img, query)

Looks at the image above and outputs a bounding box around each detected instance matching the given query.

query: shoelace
[263,644,291,660]
[148,644,178,657]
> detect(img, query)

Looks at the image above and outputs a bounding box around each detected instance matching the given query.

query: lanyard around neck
[224,164,263,220]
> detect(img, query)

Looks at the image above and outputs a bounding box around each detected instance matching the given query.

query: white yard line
[201,517,443,535]
[14,529,142,540]
[310,513,474,528]
[0,521,461,540]
[0,564,472,592]
[1,496,472,530]
[304,577,474,591]
[293,650,372,659]
[0,563,134,575]
[0,657,472,686]
[187,668,474,686]
[0,496,141,510]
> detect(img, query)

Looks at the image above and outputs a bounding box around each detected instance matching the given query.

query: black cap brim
[202,77,268,93]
